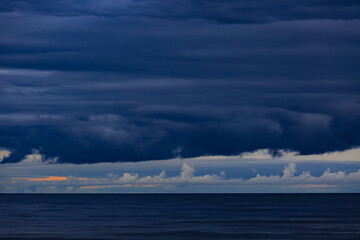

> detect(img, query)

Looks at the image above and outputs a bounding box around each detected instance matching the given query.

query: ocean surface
[0,194,359,239]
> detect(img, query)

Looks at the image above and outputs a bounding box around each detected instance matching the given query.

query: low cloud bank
[3,162,359,193]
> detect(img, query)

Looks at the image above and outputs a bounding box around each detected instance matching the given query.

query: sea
[0,194,359,239]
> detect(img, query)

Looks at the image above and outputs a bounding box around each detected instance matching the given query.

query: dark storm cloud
[0,0,360,163]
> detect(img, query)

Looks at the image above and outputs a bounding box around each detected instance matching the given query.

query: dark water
[0,194,359,240]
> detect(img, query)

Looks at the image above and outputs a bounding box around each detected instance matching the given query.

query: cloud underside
[0,0,360,163]
[1,0,360,23]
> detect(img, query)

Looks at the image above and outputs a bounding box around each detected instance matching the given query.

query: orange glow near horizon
[11,176,90,182]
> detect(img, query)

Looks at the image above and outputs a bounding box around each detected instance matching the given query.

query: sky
[0,0,360,193]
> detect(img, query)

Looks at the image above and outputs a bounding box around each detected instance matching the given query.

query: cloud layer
[2,161,360,193]
[1,148,360,193]
[0,0,360,163]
